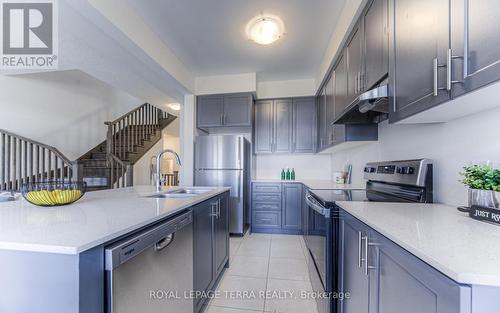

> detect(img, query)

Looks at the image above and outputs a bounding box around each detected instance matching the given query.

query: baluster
[127,115,131,157]
[1,133,5,190]
[110,159,114,189]
[41,147,46,182]
[13,137,17,190]
[6,136,11,190]
[29,143,33,184]
[48,151,52,181]
[35,145,39,183]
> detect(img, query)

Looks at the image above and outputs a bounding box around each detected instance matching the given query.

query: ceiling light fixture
[167,103,181,111]
[246,14,285,45]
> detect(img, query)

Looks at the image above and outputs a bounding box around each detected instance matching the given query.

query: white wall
[331,107,500,206]
[0,70,141,160]
[195,73,257,95]
[257,79,316,99]
[133,125,181,186]
[255,154,332,180]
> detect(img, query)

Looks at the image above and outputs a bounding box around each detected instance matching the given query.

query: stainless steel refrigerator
[194,135,250,235]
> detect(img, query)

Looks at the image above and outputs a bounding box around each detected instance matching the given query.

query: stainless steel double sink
[147,187,216,199]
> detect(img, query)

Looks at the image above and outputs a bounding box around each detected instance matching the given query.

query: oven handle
[305,192,329,217]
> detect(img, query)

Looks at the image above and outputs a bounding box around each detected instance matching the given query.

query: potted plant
[460,164,500,209]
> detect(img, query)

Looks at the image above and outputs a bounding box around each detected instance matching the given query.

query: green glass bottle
[286,168,291,180]
[281,168,285,180]
[291,168,295,180]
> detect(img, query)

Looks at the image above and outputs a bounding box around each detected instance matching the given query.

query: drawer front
[252,193,281,203]
[253,183,281,194]
[252,202,281,212]
[253,212,281,228]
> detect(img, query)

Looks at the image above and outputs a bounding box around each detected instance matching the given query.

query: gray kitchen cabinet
[325,72,336,146]
[282,183,303,231]
[274,99,293,153]
[389,0,451,123]
[197,95,224,128]
[334,53,348,120]
[318,86,328,150]
[373,231,470,313]
[214,195,229,277]
[254,97,317,154]
[363,0,389,89]
[254,100,274,154]
[293,97,317,153]
[339,213,371,313]
[197,93,252,129]
[194,193,230,313]
[339,210,471,313]
[251,182,302,234]
[346,22,364,103]
[450,0,500,98]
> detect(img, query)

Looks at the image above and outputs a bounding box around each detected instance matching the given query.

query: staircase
[78,103,177,191]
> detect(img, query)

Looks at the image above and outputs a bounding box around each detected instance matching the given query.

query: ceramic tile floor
[205,233,319,313]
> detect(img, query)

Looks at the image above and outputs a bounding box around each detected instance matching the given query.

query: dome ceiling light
[246,15,285,45]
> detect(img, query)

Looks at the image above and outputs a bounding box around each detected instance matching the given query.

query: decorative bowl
[22,181,86,207]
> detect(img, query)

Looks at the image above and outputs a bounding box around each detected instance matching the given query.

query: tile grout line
[263,235,273,313]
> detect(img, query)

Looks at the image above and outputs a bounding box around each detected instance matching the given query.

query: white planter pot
[468,189,499,208]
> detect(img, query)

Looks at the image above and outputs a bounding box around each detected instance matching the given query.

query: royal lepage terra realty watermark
[1,0,58,70]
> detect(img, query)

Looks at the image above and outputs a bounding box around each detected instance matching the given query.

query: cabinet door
[214,194,229,276]
[334,53,348,120]
[282,183,302,231]
[197,95,224,128]
[223,94,252,127]
[451,0,500,97]
[274,99,293,153]
[389,0,451,123]
[363,0,389,90]
[347,24,364,102]
[254,100,274,154]
[317,87,327,150]
[293,97,316,153]
[340,214,370,313]
[372,232,471,313]
[193,201,214,312]
[325,73,336,146]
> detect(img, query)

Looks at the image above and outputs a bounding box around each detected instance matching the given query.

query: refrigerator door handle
[238,137,242,169]
[237,170,242,202]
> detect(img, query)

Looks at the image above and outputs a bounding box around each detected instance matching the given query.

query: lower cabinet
[339,211,471,313]
[193,192,229,313]
[251,182,302,234]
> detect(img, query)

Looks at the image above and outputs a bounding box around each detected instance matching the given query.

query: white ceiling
[127,0,346,82]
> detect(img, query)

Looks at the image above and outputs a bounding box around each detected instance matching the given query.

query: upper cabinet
[389,0,451,122]
[363,0,389,90]
[346,23,364,103]
[253,97,316,155]
[450,0,500,98]
[334,54,349,121]
[197,93,253,129]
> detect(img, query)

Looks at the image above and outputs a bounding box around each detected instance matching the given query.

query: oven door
[304,192,335,313]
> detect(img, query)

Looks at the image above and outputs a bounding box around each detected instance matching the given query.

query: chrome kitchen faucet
[156,149,182,192]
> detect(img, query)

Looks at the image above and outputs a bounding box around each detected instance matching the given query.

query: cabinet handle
[358,231,363,268]
[220,115,224,125]
[433,58,447,96]
[364,238,378,276]
[209,203,218,217]
[447,48,463,91]
[224,114,227,125]
[217,199,221,219]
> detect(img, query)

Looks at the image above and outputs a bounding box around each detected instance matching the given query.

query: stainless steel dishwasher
[105,210,193,313]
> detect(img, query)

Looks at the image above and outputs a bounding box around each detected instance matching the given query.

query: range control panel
[363,159,432,187]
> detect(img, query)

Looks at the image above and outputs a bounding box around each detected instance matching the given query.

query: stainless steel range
[304,159,433,313]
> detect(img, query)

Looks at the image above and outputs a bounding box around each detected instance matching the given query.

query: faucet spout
[156,149,182,192]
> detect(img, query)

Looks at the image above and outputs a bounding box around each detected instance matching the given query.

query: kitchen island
[0,186,230,313]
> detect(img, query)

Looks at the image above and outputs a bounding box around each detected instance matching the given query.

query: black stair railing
[0,128,75,191]
[104,103,168,189]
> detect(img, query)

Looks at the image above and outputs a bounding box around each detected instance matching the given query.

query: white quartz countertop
[0,186,230,255]
[252,179,365,190]
[337,201,500,287]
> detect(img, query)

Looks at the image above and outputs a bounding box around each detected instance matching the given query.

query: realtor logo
[1,0,58,69]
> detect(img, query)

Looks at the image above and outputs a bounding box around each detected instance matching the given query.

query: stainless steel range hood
[358,84,389,113]
[333,83,389,124]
